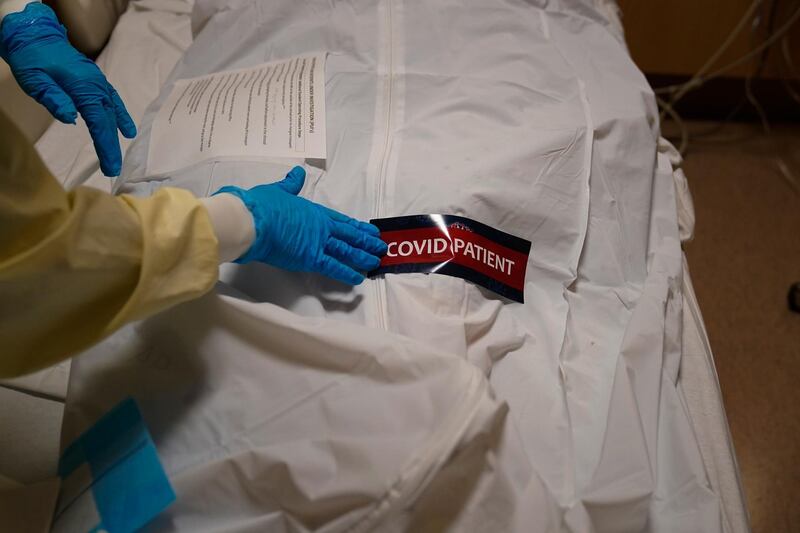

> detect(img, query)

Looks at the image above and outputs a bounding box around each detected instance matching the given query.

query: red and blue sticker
[368,214,531,303]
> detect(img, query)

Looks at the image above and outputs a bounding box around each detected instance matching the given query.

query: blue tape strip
[59,398,176,533]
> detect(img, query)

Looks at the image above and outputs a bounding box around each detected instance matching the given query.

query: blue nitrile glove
[216,166,387,285]
[0,2,136,176]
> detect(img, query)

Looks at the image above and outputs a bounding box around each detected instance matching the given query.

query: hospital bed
[2,0,750,531]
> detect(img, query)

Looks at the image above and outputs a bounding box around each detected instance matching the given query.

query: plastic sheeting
[60,1,727,531]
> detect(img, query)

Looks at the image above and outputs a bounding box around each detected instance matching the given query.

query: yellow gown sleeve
[0,111,219,378]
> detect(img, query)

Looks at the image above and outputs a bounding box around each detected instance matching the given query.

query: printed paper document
[148,53,327,175]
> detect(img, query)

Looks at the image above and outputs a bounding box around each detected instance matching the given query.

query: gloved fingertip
[278,166,306,194]
[116,108,137,138]
[97,147,122,176]
[119,120,137,139]
[366,254,382,271]
[109,84,137,138]
[60,112,78,125]
[365,223,381,236]
[99,155,122,177]
[321,255,365,286]
[101,164,121,177]
[50,102,77,124]
[367,235,389,255]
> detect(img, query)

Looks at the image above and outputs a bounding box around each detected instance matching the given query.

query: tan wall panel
[617,0,800,79]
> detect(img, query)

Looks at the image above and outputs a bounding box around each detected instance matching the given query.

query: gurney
[23,0,749,531]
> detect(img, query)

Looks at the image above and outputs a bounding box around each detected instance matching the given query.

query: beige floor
[675,121,800,533]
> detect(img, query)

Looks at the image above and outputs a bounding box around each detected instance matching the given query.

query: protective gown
[0,109,220,377]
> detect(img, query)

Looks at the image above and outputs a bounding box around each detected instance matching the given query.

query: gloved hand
[216,166,387,285]
[0,2,136,176]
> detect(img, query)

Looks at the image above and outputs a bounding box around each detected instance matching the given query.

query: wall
[617,0,800,79]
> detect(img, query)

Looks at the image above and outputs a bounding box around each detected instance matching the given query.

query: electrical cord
[704,3,800,80]
[656,0,800,155]
[690,99,747,139]
[744,0,780,134]
[780,33,800,104]
[655,0,764,99]
[656,1,800,98]
[656,94,689,154]
[745,71,771,132]
[695,7,774,142]
[656,0,765,154]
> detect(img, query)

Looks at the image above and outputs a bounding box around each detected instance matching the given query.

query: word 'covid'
[386,237,516,276]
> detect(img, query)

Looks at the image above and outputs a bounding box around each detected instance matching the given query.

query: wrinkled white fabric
[60,1,729,531]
